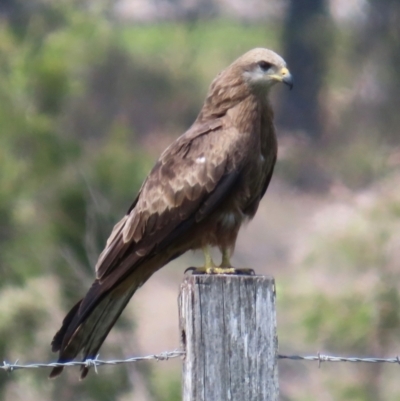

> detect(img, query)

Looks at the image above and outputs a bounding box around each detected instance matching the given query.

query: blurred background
[0,0,399,400]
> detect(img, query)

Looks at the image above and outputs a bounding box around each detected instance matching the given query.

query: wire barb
[84,355,100,374]
[2,361,12,373]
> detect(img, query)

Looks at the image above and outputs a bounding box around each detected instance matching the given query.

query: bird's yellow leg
[185,246,255,275]
[220,248,232,268]
[201,245,237,274]
[219,247,255,275]
[203,245,216,269]
[186,246,233,275]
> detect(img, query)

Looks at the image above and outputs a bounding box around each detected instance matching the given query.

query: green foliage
[119,20,280,85]
[153,370,182,401]
[281,175,400,400]
[0,2,148,399]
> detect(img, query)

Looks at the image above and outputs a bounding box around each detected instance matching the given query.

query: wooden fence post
[179,274,278,401]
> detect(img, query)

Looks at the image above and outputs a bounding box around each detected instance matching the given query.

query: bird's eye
[258,61,272,71]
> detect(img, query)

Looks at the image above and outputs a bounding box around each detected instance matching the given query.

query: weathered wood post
[179,274,278,401]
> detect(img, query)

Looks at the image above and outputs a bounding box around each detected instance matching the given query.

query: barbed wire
[278,353,400,366]
[1,351,400,373]
[0,350,184,373]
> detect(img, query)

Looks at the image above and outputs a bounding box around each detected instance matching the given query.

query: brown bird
[50,48,293,379]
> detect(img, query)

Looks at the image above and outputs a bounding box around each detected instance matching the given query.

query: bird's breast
[233,117,277,217]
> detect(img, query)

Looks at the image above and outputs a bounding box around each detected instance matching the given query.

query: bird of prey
[50,48,293,378]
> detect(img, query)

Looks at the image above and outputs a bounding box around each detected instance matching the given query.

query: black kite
[50,48,293,378]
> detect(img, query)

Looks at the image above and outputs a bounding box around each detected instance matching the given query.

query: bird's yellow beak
[272,67,293,90]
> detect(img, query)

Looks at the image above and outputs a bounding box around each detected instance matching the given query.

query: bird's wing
[260,153,277,199]
[95,119,241,283]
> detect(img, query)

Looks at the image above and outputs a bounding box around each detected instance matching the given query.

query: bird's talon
[233,268,256,276]
[184,267,197,274]
[185,267,209,275]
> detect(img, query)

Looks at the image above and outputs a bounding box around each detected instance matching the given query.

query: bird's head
[238,48,293,92]
[197,48,292,123]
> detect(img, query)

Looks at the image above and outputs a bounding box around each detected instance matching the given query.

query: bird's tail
[49,279,138,379]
